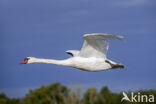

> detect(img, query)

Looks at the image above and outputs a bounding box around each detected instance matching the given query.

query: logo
[121,92,155,103]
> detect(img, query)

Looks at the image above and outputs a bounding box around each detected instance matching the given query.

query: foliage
[0,93,20,104]
[0,83,156,104]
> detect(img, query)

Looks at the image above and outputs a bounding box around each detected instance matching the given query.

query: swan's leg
[105,60,124,69]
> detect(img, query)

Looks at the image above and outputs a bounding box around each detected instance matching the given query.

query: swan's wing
[66,50,80,57]
[79,33,124,58]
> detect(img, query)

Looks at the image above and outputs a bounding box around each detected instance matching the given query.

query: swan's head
[20,57,37,64]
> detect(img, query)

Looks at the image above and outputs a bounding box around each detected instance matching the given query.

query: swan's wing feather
[66,50,80,57]
[79,33,124,58]
[79,38,108,58]
[84,33,124,41]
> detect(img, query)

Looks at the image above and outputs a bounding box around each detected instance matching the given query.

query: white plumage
[20,33,125,71]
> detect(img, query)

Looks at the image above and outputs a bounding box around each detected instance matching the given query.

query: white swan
[20,33,125,71]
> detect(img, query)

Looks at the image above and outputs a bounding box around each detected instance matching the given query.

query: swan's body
[20,33,125,71]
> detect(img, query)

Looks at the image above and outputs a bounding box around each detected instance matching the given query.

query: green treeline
[0,83,156,104]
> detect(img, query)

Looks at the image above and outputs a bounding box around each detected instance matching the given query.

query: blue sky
[0,0,156,98]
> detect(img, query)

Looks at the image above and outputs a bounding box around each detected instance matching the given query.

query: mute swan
[20,33,125,71]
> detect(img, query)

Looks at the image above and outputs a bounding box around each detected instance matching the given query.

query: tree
[1,83,156,104]
[83,88,99,104]
[99,86,119,104]
[0,93,20,104]
[21,83,70,104]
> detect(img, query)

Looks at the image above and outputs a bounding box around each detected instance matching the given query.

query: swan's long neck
[31,58,71,66]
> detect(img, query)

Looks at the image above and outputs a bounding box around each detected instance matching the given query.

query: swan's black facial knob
[20,58,29,64]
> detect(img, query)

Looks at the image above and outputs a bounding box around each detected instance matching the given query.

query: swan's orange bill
[20,60,27,64]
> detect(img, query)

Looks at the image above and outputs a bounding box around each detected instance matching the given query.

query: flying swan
[20,33,125,71]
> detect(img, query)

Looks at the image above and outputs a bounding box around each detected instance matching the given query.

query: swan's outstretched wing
[79,33,124,58]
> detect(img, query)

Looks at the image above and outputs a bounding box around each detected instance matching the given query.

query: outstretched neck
[31,58,71,66]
